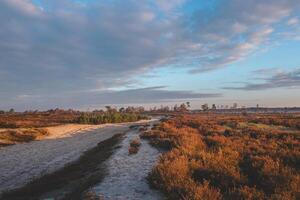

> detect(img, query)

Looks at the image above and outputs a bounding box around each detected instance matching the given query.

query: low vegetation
[0,108,148,146]
[0,109,80,128]
[0,128,49,146]
[77,112,148,125]
[146,114,300,200]
[0,108,149,128]
[247,114,300,130]
[128,137,141,155]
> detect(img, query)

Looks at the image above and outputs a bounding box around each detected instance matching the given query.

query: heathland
[142,113,300,200]
[0,108,147,146]
[1,108,300,200]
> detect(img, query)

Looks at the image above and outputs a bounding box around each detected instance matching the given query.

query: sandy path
[0,120,154,194]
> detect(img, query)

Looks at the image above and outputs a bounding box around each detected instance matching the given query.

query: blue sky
[0,0,300,110]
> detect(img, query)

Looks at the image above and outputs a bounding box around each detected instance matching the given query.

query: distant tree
[173,104,178,112]
[105,106,112,112]
[179,103,188,112]
[163,106,170,112]
[119,107,125,113]
[0,110,5,114]
[136,106,145,113]
[125,106,135,113]
[9,108,15,113]
[233,103,238,109]
[186,102,191,108]
[77,111,147,125]
[48,109,55,113]
[201,104,209,111]
[105,106,117,113]
[211,104,217,110]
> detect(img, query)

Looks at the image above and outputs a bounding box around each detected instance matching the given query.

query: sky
[0,0,300,111]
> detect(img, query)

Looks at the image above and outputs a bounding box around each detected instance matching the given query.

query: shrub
[0,128,49,145]
[76,112,148,124]
[128,137,141,155]
[146,114,300,199]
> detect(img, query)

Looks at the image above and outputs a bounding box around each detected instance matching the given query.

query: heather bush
[147,114,300,200]
[128,137,141,155]
[0,128,49,145]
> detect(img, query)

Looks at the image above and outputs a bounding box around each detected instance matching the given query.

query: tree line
[76,112,148,124]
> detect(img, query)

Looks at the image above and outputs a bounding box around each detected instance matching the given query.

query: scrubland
[0,109,147,146]
[144,114,300,200]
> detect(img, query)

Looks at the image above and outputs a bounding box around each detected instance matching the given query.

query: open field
[1,112,300,199]
[143,113,300,200]
[2,0,300,199]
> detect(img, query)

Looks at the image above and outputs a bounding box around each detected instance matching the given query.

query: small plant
[128,137,141,155]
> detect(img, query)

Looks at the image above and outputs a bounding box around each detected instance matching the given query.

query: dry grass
[0,128,49,146]
[146,114,300,200]
[0,111,80,128]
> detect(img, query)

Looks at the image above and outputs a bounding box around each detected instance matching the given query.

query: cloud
[3,0,42,16]
[0,0,172,94]
[222,68,300,91]
[155,0,186,12]
[287,17,299,26]
[3,86,221,110]
[0,0,300,109]
[185,0,300,72]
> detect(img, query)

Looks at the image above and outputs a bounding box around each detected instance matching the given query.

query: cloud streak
[223,68,300,91]
[4,86,221,110]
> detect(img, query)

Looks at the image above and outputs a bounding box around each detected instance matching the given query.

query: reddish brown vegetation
[147,114,300,200]
[128,137,141,155]
[0,128,49,146]
[0,110,77,146]
[247,114,300,130]
[0,109,147,146]
[0,109,148,129]
[0,110,80,128]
